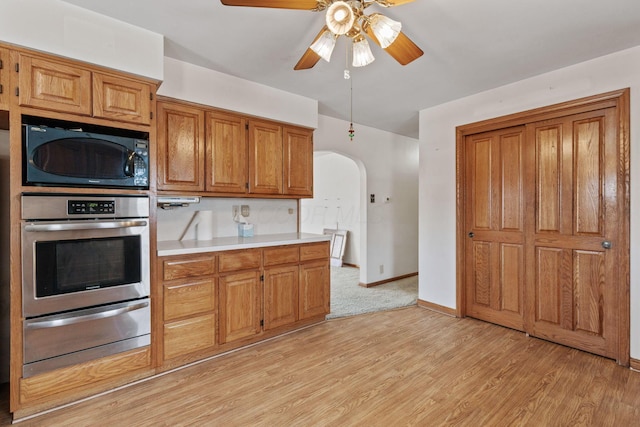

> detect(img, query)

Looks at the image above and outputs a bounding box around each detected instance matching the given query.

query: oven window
[35,236,141,297]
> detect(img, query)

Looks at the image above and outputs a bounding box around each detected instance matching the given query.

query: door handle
[24,300,149,329]
[468,232,474,238]
[602,241,612,249]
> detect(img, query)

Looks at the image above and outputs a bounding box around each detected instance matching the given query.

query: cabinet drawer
[162,255,216,281]
[163,314,216,360]
[300,242,329,262]
[164,279,215,321]
[218,249,261,273]
[263,246,299,266]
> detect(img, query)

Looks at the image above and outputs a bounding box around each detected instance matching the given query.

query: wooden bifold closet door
[460,90,629,364]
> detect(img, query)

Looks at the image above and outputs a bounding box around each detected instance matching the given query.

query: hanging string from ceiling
[345,43,355,141]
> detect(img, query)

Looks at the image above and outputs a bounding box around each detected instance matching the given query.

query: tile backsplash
[156,197,298,242]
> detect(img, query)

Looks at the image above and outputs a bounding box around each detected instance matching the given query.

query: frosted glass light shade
[310,30,337,62]
[369,13,402,48]
[326,1,355,35]
[352,36,375,67]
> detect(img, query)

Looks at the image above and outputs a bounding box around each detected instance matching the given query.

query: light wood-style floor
[2,306,640,426]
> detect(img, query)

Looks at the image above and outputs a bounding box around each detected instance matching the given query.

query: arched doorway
[300,151,366,282]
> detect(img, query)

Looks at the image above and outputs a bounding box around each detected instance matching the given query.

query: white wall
[1,0,163,80]
[419,45,640,359]
[158,57,317,130]
[315,115,419,284]
[157,197,297,242]
[301,152,361,266]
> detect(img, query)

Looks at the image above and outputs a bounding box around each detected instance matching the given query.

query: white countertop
[157,232,331,256]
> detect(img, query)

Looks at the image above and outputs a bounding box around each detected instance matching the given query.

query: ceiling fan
[220,0,424,70]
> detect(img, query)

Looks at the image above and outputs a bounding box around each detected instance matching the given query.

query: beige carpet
[327,266,418,319]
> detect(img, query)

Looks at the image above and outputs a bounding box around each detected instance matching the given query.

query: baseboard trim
[343,262,359,268]
[417,299,458,317]
[630,358,640,372]
[359,272,418,288]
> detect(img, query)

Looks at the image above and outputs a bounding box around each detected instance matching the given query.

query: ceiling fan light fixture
[352,35,375,67]
[369,13,402,48]
[310,30,337,62]
[326,1,356,35]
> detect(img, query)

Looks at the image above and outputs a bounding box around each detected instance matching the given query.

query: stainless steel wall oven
[21,194,150,378]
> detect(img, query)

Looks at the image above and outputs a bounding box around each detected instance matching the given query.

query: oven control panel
[68,200,115,215]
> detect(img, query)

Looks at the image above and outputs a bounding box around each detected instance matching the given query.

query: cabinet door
[0,47,9,110]
[264,265,299,330]
[157,101,205,191]
[206,111,247,193]
[93,73,151,125]
[219,271,261,343]
[18,54,91,115]
[299,260,330,320]
[283,126,314,196]
[248,120,283,194]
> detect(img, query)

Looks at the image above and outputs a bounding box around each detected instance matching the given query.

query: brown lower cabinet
[158,241,330,370]
[13,242,329,418]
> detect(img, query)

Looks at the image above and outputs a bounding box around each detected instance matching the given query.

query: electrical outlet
[241,205,250,217]
[379,264,384,274]
[232,205,239,217]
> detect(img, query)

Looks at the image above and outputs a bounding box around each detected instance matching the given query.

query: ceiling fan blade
[220,0,320,9]
[365,27,423,65]
[294,48,322,70]
[294,26,327,70]
[378,0,416,6]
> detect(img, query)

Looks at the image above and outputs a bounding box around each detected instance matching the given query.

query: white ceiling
[62,0,640,138]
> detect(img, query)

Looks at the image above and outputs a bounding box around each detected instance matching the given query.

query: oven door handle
[24,220,148,232]
[25,301,150,330]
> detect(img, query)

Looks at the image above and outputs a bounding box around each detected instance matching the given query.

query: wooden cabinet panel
[163,279,216,321]
[157,101,206,191]
[299,260,330,320]
[162,255,216,281]
[20,347,150,405]
[0,47,9,110]
[18,54,91,115]
[283,126,313,196]
[93,73,151,125]
[300,242,330,262]
[264,265,299,330]
[263,246,299,267]
[163,314,216,360]
[206,111,247,193]
[218,249,261,273]
[249,120,283,194]
[219,271,261,343]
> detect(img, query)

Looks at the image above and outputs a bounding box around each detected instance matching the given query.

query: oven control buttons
[68,200,116,215]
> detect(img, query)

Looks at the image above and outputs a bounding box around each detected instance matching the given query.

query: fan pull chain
[345,43,355,141]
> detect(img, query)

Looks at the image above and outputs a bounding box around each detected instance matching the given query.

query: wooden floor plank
[2,307,640,426]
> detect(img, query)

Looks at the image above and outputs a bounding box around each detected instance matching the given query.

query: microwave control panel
[68,200,115,215]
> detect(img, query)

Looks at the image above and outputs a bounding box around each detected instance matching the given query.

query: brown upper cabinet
[18,52,152,125]
[248,119,283,195]
[157,101,206,192]
[0,47,10,110]
[157,98,314,198]
[283,125,314,196]
[206,111,247,193]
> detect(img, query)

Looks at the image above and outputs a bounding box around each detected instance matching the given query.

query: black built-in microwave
[23,118,149,189]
